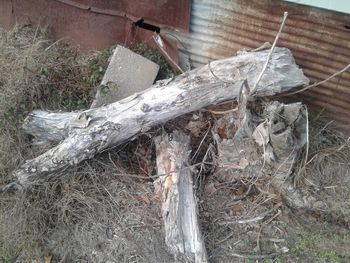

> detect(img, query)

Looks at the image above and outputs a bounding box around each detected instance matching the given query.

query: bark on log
[154,131,208,263]
[15,47,309,186]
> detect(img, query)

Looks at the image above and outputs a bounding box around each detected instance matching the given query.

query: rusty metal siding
[1,0,191,50]
[3,0,128,50]
[89,0,191,31]
[165,0,350,131]
[0,0,12,28]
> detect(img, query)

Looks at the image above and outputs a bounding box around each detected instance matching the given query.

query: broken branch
[284,63,350,95]
[154,131,208,262]
[251,11,288,94]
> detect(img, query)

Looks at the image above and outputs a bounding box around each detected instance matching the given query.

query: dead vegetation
[0,25,171,262]
[201,115,350,262]
[0,25,349,263]
[297,119,350,222]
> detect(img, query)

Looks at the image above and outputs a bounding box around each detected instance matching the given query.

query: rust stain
[167,0,350,132]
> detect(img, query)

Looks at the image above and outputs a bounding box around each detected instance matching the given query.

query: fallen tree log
[14,47,309,187]
[154,131,207,262]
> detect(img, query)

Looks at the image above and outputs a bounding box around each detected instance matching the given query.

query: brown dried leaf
[134,194,151,205]
[230,203,245,214]
[185,120,207,137]
[43,249,52,263]
[235,185,246,195]
[205,182,218,196]
[252,121,269,146]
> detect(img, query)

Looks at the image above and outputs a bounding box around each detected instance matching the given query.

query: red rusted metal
[2,0,128,49]
[1,0,191,50]
[0,0,13,29]
[153,34,183,72]
[90,0,191,31]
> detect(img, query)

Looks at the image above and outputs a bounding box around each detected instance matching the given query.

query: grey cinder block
[91,45,159,108]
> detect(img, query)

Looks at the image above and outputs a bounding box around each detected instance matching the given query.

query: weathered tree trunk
[213,101,324,210]
[23,111,81,144]
[14,47,309,187]
[154,131,208,263]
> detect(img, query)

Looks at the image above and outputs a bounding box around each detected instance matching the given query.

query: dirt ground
[0,26,349,263]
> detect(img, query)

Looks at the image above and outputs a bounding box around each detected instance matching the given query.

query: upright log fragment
[213,101,324,210]
[154,131,208,263]
[14,47,309,187]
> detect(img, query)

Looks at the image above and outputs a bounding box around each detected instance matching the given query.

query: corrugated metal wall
[164,0,350,131]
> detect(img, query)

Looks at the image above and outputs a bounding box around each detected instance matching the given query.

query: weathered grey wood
[154,131,208,263]
[15,47,309,186]
[23,111,80,144]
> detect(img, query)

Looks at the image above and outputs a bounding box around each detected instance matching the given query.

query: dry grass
[298,118,350,220]
[0,25,171,263]
[1,24,349,263]
[0,24,111,180]
[1,152,170,262]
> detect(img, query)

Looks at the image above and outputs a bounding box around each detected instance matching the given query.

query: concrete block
[91,45,159,108]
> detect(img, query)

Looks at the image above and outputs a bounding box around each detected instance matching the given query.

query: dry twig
[251,11,288,94]
[285,63,350,95]
[228,250,287,260]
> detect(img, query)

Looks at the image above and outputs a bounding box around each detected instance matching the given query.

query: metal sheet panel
[166,0,350,131]
[5,0,128,50]
[54,0,191,31]
[90,0,191,31]
[0,0,13,28]
[0,0,191,50]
